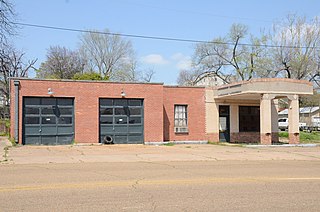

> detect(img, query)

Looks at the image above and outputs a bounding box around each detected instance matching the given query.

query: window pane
[42,117,56,124]
[100,108,113,115]
[42,107,54,115]
[100,117,113,124]
[100,99,113,106]
[57,98,73,106]
[128,100,141,106]
[115,117,127,124]
[129,108,141,115]
[42,98,56,105]
[129,117,141,124]
[115,108,126,115]
[58,117,72,124]
[24,98,40,106]
[114,99,127,106]
[25,117,39,124]
[25,107,39,115]
[239,106,260,132]
[59,108,73,115]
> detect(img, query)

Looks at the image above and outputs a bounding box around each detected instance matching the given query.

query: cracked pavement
[2,143,320,165]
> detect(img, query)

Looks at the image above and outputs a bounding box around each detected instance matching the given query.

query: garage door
[23,97,74,145]
[99,99,144,144]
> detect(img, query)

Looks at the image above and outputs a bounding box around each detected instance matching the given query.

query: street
[1,160,320,211]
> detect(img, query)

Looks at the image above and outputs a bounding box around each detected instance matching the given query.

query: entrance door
[23,97,74,145]
[219,105,230,142]
[99,98,144,144]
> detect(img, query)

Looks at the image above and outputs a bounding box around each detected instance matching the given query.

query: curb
[245,143,319,148]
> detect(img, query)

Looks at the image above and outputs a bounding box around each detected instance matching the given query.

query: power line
[13,22,320,50]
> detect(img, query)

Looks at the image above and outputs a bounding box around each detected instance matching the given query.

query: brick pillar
[288,95,300,144]
[260,94,272,145]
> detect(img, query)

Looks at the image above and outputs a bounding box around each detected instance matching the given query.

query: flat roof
[10,77,164,85]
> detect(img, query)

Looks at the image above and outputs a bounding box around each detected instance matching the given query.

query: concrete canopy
[214,78,313,100]
[206,78,313,145]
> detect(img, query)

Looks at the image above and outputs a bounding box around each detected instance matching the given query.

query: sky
[13,0,320,84]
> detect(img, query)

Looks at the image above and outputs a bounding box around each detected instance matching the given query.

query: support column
[230,105,239,142]
[288,95,300,144]
[271,99,279,143]
[205,89,219,142]
[260,94,272,145]
[13,80,20,144]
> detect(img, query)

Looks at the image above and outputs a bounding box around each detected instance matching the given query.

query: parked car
[278,118,306,131]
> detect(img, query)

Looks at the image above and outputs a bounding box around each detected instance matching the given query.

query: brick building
[10,78,313,145]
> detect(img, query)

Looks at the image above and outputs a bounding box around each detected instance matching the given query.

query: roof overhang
[213,78,313,100]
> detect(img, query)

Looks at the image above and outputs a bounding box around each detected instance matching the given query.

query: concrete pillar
[205,89,219,142]
[260,94,272,145]
[271,99,279,143]
[230,105,239,142]
[288,95,300,144]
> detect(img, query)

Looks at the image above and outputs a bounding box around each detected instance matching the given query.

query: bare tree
[271,14,320,83]
[0,0,16,44]
[141,68,155,82]
[38,46,84,79]
[182,23,269,86]
[79,29,136,80]
[0,45,36,99]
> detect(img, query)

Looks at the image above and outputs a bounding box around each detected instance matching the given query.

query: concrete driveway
[2,139,320,164]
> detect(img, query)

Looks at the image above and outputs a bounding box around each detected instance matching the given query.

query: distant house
[278,107,320,125]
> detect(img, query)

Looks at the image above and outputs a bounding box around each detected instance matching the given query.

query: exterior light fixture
[121,89,126,97]
[48,88,54,95]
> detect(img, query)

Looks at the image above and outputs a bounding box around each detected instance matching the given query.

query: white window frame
[174,105,188,133]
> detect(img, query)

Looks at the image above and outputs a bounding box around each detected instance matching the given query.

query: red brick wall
[10,79,164,144]
[163,86,206,141]
[231,132,260,144]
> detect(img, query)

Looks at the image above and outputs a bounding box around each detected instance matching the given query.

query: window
[239,106,260,132]
[174,105,188,133]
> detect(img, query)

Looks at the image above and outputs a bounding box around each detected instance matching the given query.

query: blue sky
[13,0,320,84]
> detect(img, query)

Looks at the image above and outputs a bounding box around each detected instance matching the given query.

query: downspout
[13,80,20,144]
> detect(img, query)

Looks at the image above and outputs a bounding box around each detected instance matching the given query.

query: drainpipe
[13,80,20,144]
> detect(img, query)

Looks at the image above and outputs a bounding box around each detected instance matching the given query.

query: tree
[37,46,84,79]
[0,45,36,99]
[270,14,320,86]
[79,29,136,80]
[179,24,269,86]
[0,0,16,44]
[72,72,108,81]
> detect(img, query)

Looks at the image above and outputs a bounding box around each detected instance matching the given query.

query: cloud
[171,53,192,70]
[141,54,169,65]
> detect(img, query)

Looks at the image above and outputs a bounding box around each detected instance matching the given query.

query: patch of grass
[208,141,244,147]
[278,131,320,143]
[163,142,175,146]
[278,131,289,138]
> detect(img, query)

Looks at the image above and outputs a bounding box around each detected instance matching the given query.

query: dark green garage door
[23,97,74,145]
[100,99,144,144]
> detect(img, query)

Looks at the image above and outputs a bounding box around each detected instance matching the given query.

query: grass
[279,131,320,143]
[163,142,175,146]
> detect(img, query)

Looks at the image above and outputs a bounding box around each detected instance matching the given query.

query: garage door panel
[100,126,113,134]
[58,136,73,144]
[99,98,144,144]
[113,125,128,133]
[128,125,143,133]
[128,135,143,142]
[57,126,73,134]
[41,136,56,145]
[23,97,74,145]
[24,126,40,134]
[24,136,40,145]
